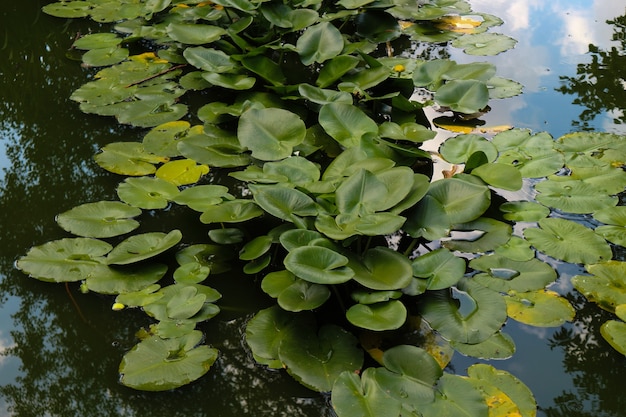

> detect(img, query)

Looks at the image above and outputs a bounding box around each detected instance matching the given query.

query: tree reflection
[557,13,626,130]
[543,292,626,417]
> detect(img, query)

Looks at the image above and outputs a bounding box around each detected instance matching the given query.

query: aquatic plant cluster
[16,0,626,415]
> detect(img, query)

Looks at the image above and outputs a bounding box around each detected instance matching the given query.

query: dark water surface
[0,1,625,416]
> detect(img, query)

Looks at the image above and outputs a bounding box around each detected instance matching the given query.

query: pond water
[0,1,625,416]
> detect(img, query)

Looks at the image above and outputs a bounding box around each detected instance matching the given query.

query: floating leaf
[172,185,231,212]
[316,55,360,88]
[297,21,344,65]
[535,179,618,214]
[175,244,234,275]
[505,290,575,327]
[82,46,129,67]
[56,201,141,238]
[208,228,244,244]
[467,363,536,417]
[183,47,236,73]
[439,134,497,164]
[166,23,226,45]
[451,331,515,360]
[142,121,193,158]
[435,79,489,114]
[277,279,331,312]
[280,324,364,392]
[173,263,210,284]
[238,108,306,161]
[16,238,112,283]
[471,163,522,191]
[418,373,488,417]
[117,177,180,209]
[487,76,523,99]
[95,142,168,176]
[349,247,414,291]
[346,300,407,331]
[494,236,535,261]
[355,10,401,43]
[412,248,465,290]
[452,33,517,56]
[319,102,379,148]
[155,159,209,186]
[331,369,402,417]
[572,261,626,312]
[143,283,221,322]
[443,217,511,253]
[43,1,91,18]
[284,246,354,285]
[107,230,183,265]
[470,254,557,292]
[420,277,507,344]
[600,320,626,355]
[594,206,626,247]
[199,200,264,224]
[86,264,167,295]
[249,184,319,225]
[524,218,612,264]
[119,331,218,391]
[499,201,550,222]
[493,129,563,178]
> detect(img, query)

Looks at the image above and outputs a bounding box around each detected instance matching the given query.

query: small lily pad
[156,159,209,186]
[172,185,231,212]
[600,320,626,355]
[412,248,465,290]
[117,177,180,209]
[452,33,517,56]
[346,300,407,331]
[95,142,168,176]
[107,230,183,265]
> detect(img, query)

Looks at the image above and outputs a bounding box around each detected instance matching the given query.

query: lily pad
[280,324,364,392]
[435,79,489,114]
[155,159,210,186]
[106,230,183,265]
[439,134,497,164]
[296,21,344,65]
[411,248,466,290]
[494,236,535,261]
[499,201,550,222]
[331,369,402,417]
[199,200,264,224]
[56,201,141,238]
[86,263,167,295]
[95,142,168,176]
[418,373,488,417]
[470,254,557,292]
[119,331,218,391]
[524,218,612,264]
[16,238,112,283]
[172,185,232,212]
[452,33,517,56]
[117,177,180,209]
[535,179,618,214]
[419,277,507,344]
[451,331,515,360]
[443,217,511,253]
[348,247,414,291]
[238,108,306,161]
[572,261,626,312]
[493,129,563,178]
[142,121,193,157]
[505,290,575,327]
[319,102,379,149]
[600,320,626,355]
[346,300,407,331]
[594,206,626,247]
[284,246,354,285]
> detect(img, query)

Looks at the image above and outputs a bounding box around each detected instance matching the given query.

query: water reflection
[1,1,626,416]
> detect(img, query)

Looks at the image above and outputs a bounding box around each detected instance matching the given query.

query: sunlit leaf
[471,163,522,191]
[86,264,168,295]
[470,254,557,292]
[166,23,226,45]
[199,200,264,224]
[155,159,210,186]
[572,261,626,312]
[95,142,168,176]
[505,290,575,327]
[412,248,466,290]
[451,331,515,360]
[439,134,498,164]
[435,79,489,114]
[56,201,141,238]
[418,373,488,417]
[284,246,354,285]
[119,331,218,391]
[319,102,379,148]
[238,108,306,161]
[117,177,180,209]
[106,230,183,265]
[535,179,618,214]
[452,33,517,56]
[499,201,549,222]
[346,300,407,331]
[331,370,402,417]
[600,320,626,355]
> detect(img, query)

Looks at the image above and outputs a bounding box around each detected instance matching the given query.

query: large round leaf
[16,238,112,283]
[280,324,364,392]
[349,247,414,290]
[412,248,465,290]
[435,80,489,114]
[262,270,331,312]
[451,331,516,360]
[346,300,407,331]
[419,277,507,344]
[199,200,264,224]
[470,254,557,292]
[166,23,226,45]
[524,218,612,264]
[56,201,141,238]
[95,142,167,176]
[106,230,183,265]
[439,134,497,164]
[249,184,319,224]
[331,369,402,417]
[296,21,344,65]
[418,373,488,417]
[119,331,218,391]
[284,246,354,284]
[535,179,618,214]
[471,163,522,191]
[594,206,626,247]
[155,159,210,186]
[572,261,626,312]
[452,33,517,56]
[85,263,167,295]
[601,320,626,355]
[117,177,180,209]
[493,129,563,178]
[319,102,379,148]
[442,217,511,253]
[182,47,236,73]
[172,185,231,212]
[142,283,221,322]
[238,108,306,161]
[142,121,191,157]
[499,201,549,222]
[505,290,575,327]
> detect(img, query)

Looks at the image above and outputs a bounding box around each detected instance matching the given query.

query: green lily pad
[156,159,209,186]
[117,177,180,209]
[452,33,517,56]
[418,373,488,417]
[119,331,218,391]
[115,284,163,307]
[199,200,264,224]
[348,247,414,291]
[85,263,167,295]
[142,121,193,158]
[493,129,563,178]
[106,230,183,265]
[486,76,524,99]
[319,102,379,148]
[494,236,535,261]
[178,127,251,168]
[175,244,234,275]
[16,238,112,283]
[346,300,407,331]
[208,227,245,244]
[471,163,522,191]
[297,21,344,65]
[450,331,515,360]
[73,33,123,50]
[95,142,168,176]
[249,184,319,226]
[142,283,221,322]
[412,248,465,290]
[350,290,402,304]
[173,262,211,284]
[470,254,557,292]
[535,179,618,214]
[284,246,354,285]
[166,23,226,45]
[524,218,612,264]
[420,277,507,344]
[239,235,274,261]
[238,108,306,161]
[43,1,91,18]
[82,46,129,67]
[443,217,511,253]
[172,185,232,212]
[594,206,626,247]
[56,201,141,238]
[280,324,364,392]
[331,369,402,417]
[467,364,536,417]
[439,134,497,164]
[499,201,550,222]
[277,278,331,312]
[572,261,626,312]
[505,290,575,327]
[435,79,489,114]
[182,47,236,73]
[316,55,360,88]
[600,320,626,355]
[202,72,256,90]
[278,229,326,251]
